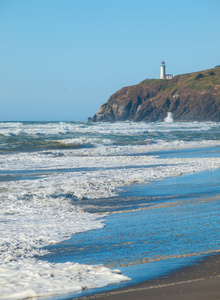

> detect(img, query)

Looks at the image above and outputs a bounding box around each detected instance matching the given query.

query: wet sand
[76,254,220,300]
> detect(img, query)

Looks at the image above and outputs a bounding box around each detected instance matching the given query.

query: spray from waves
[164,112,174,123]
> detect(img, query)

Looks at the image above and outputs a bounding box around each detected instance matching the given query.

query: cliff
[88,67,220,122]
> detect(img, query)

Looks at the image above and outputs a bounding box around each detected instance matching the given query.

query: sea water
[0,121,220,299]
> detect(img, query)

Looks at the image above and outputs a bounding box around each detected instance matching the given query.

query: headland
[88,66,220,122]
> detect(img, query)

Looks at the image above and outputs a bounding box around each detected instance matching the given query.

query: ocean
[0,120,220,299]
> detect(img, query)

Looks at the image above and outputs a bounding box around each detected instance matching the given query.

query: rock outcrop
[88,67,220,122]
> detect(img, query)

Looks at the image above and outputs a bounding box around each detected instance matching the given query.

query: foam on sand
[0,194,129,299]
[0,261,129,300]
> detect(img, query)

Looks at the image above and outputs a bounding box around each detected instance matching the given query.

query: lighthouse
[160,61,173,79]
[160,61,166,79]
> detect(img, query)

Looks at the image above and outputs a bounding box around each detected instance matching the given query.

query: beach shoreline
[75,253,220,300]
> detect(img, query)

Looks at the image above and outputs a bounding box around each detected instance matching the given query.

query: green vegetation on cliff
[139,67,220,93]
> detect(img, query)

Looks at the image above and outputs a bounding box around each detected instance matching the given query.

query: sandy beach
[77,254,220,300]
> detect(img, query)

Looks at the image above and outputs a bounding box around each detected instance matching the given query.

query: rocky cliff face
[88,67,220,122]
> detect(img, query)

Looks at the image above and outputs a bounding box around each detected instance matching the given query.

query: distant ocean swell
[0,121,220,299]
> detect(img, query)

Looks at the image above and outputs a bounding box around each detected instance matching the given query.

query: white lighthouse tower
[160,60,166,79]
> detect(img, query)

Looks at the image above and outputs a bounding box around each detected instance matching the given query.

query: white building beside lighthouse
[160,61,173,79]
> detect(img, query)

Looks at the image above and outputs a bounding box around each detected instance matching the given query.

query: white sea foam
[0,121,219,136]
[0,189,129,299]
[55,137,113,148]
[0,261,128,299]
[1,138,220,172]
[68,139,220,157]
[1,121,220,298]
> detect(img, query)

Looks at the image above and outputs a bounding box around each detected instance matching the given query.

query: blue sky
[0,0,219,121]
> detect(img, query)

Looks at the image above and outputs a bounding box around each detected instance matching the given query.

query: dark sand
[76,254,220,300]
